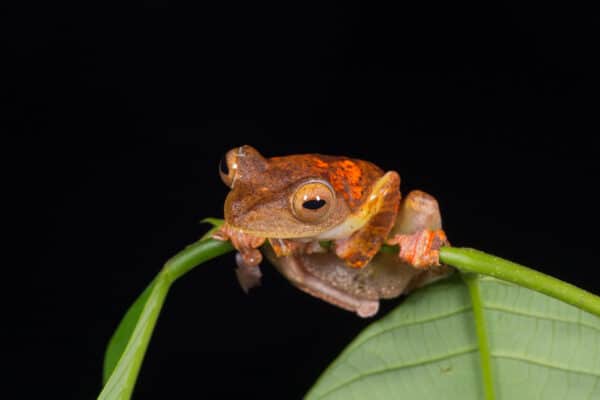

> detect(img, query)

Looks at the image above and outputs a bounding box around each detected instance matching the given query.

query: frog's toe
[235,253,263,293]
[387,229,448,269]
[237,248,263,268]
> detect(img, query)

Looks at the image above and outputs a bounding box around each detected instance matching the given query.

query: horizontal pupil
[302,199,326,210]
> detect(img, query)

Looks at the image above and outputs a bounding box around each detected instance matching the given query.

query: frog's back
[268,153,385,210]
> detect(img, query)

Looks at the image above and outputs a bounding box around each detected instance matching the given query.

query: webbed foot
[387,229,448,269]
[386,190,449,269]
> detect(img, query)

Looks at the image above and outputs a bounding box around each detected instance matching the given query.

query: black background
[3,2,600,399]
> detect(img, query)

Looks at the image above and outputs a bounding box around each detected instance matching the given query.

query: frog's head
[218,145,352,238]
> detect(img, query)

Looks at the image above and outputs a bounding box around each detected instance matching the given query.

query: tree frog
[213,145,451,316]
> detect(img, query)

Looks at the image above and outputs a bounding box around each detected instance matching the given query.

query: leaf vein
[317,346,478,399]
[484,303,600,334]
[346,306,472,352]
[492,352,600,379]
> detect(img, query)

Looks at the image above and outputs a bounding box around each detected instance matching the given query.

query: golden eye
[291,180,335,223]
[219,149,238,188]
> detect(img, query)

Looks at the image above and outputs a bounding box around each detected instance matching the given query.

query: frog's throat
[316,171,398,240]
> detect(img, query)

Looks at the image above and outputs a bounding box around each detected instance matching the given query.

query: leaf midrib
[464,274,496,400]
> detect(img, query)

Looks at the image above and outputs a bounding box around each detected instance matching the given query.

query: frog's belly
[263,245,453,313]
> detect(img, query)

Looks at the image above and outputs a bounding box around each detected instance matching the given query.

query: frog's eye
[291,180,335,223]
[219,151,238,188]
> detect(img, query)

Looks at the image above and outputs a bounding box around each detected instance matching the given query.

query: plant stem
[100,221,600,400]
[99,238,234,399]
[440,247,600,317]
[462,273,496,400]
[163,238,234,283]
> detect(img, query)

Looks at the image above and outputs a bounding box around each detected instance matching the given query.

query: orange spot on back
[339,160,361,184]
[329,160,365,208]
[313,158,329,169]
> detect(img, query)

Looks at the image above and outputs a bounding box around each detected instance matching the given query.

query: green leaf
[307,274,600,399]
[100,219,600,400]
[99,276,171,400]
[99,237,234,400]
[103,278,157,384]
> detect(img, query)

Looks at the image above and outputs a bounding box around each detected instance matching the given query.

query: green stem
[100,220,600,400]
[99,238,234,399]
[163,238,234,283]
[440,247,600,317]
[462,273,495,400]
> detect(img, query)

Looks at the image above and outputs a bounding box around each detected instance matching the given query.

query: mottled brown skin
[215,145,401,269]
[222,147,384,237]
[213,146,449,311]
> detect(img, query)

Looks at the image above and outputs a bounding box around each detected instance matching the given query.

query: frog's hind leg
[334,171,401,268]
[386,190,450,269]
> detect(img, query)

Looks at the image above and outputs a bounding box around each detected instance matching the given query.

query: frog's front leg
[386,190,449,269]
[333,171,401,268]
[233,253,263,293]
[212,223,266,266]
[212,223,266,292]
[268,238,326,257]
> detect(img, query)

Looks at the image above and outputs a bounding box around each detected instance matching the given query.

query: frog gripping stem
[212,223,266,292]
[212,223,265,267]
[387,229,448,269]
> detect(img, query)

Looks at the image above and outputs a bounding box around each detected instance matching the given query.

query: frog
[263,190,452,316]
[212,145,450,316]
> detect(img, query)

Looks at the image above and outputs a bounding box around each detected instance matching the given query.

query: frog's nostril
[219,155,229,175]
